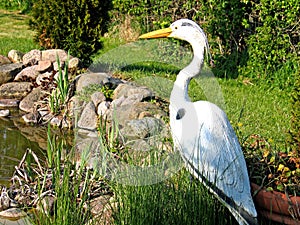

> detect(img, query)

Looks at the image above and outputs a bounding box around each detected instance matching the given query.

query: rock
[0,110,9,117]
[22,112,39,123]
[0,82,33,99]
[36,72,52,86]
[120,117,164,140]
[0,63,23,85]
[41,49,69,63]
[50,117,61,127]
[110,102,166,126]
[36,60,52,72]
[53,61,63,71]
[75,136,104,169]
[97,101,110,117]
[113,83,153,100]
[0,208,26,219]
[14,65,39,81]
[91,91,106,107]
[36,196,55,216]
[8,50,24,63]
[22,49,42,66]
[90,195,111,216]
[68,57,80,70]
[0,99,19,107]
[77,101,98,132]
[111,94,145,107]
[19,87,46,113]
[76,72,110,92]
[0,55,11,65]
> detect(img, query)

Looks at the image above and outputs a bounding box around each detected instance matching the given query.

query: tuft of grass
[31,125,92,225]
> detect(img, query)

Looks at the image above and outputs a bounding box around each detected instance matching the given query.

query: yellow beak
[139,27,172,39]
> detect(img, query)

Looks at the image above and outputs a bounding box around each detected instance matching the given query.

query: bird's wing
[171,101,257,223]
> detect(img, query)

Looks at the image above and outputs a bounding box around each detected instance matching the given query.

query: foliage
[29,0,112,65]
[48,56,70,114]
[240,0,300,80]
[244,134,300,196]
[288,64,300,154]
[30,127,92,225]
[0,0,33,12]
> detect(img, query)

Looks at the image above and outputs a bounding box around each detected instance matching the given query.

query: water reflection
[0,111,44,186]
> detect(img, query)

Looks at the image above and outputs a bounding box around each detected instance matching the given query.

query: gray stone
[120,117,164,140]
[36,72,52,86]
[42,49,69,63]
[22,49,41,66]
[77,101,98,132]
[14,65,39,81]
[75,136,103,169]
[0,99,19,107]
[91,91,106,107]
[113,83,153,100]
[111,93,145,107]
[97,101,110,117]
[0,109,9,117]
[19,87,46,113]
[36,60,52,72]
[110,102,166,126]
[68,57,80,70]
[22,112,39,123]
[8,50,24,63]
[53,61,64,71]
[0,63,23,85]
[0,208,26,219]
[0,55,11,65]
[0,82,33,99]
[76,72,110,92]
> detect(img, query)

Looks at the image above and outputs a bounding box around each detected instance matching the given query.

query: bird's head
[139,19,212,64]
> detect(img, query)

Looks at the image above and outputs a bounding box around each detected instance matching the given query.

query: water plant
[48,55,70,114]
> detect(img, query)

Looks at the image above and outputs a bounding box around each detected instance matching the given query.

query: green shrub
[289,64,300,154]
[29,0,112,65]
[240,0,300,80]
[0,0,33,13]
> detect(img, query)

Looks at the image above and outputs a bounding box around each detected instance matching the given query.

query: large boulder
[76,72,122,93]
[41,49,69,63]
[77,101,98,132]
[0,63,23,85]
[19,87,47,113]
[0,55,11,65]
[22,49,42,66]
[14,65,39,81]
[8,50,24,63]
[0,82,32,99]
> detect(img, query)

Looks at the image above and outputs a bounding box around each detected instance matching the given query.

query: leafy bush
[0,0,33,13]
[30,0,112,65]
[289,64,300,154]
[240,0,300,80]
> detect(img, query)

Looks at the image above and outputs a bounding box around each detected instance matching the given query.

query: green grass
[0,9,38,55]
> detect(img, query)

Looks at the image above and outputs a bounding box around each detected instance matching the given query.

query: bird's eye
[174,26,178,30]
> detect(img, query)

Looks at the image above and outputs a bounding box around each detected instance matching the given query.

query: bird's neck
[170,43,205,105]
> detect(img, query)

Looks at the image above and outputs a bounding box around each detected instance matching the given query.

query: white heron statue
[139,19,258,225]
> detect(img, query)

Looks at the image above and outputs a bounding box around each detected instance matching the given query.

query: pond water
[0,110,46,186]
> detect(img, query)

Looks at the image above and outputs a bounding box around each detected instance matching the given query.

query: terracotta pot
[251,183,300,225]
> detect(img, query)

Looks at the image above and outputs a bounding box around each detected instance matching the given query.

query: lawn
[0,9,38,55]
